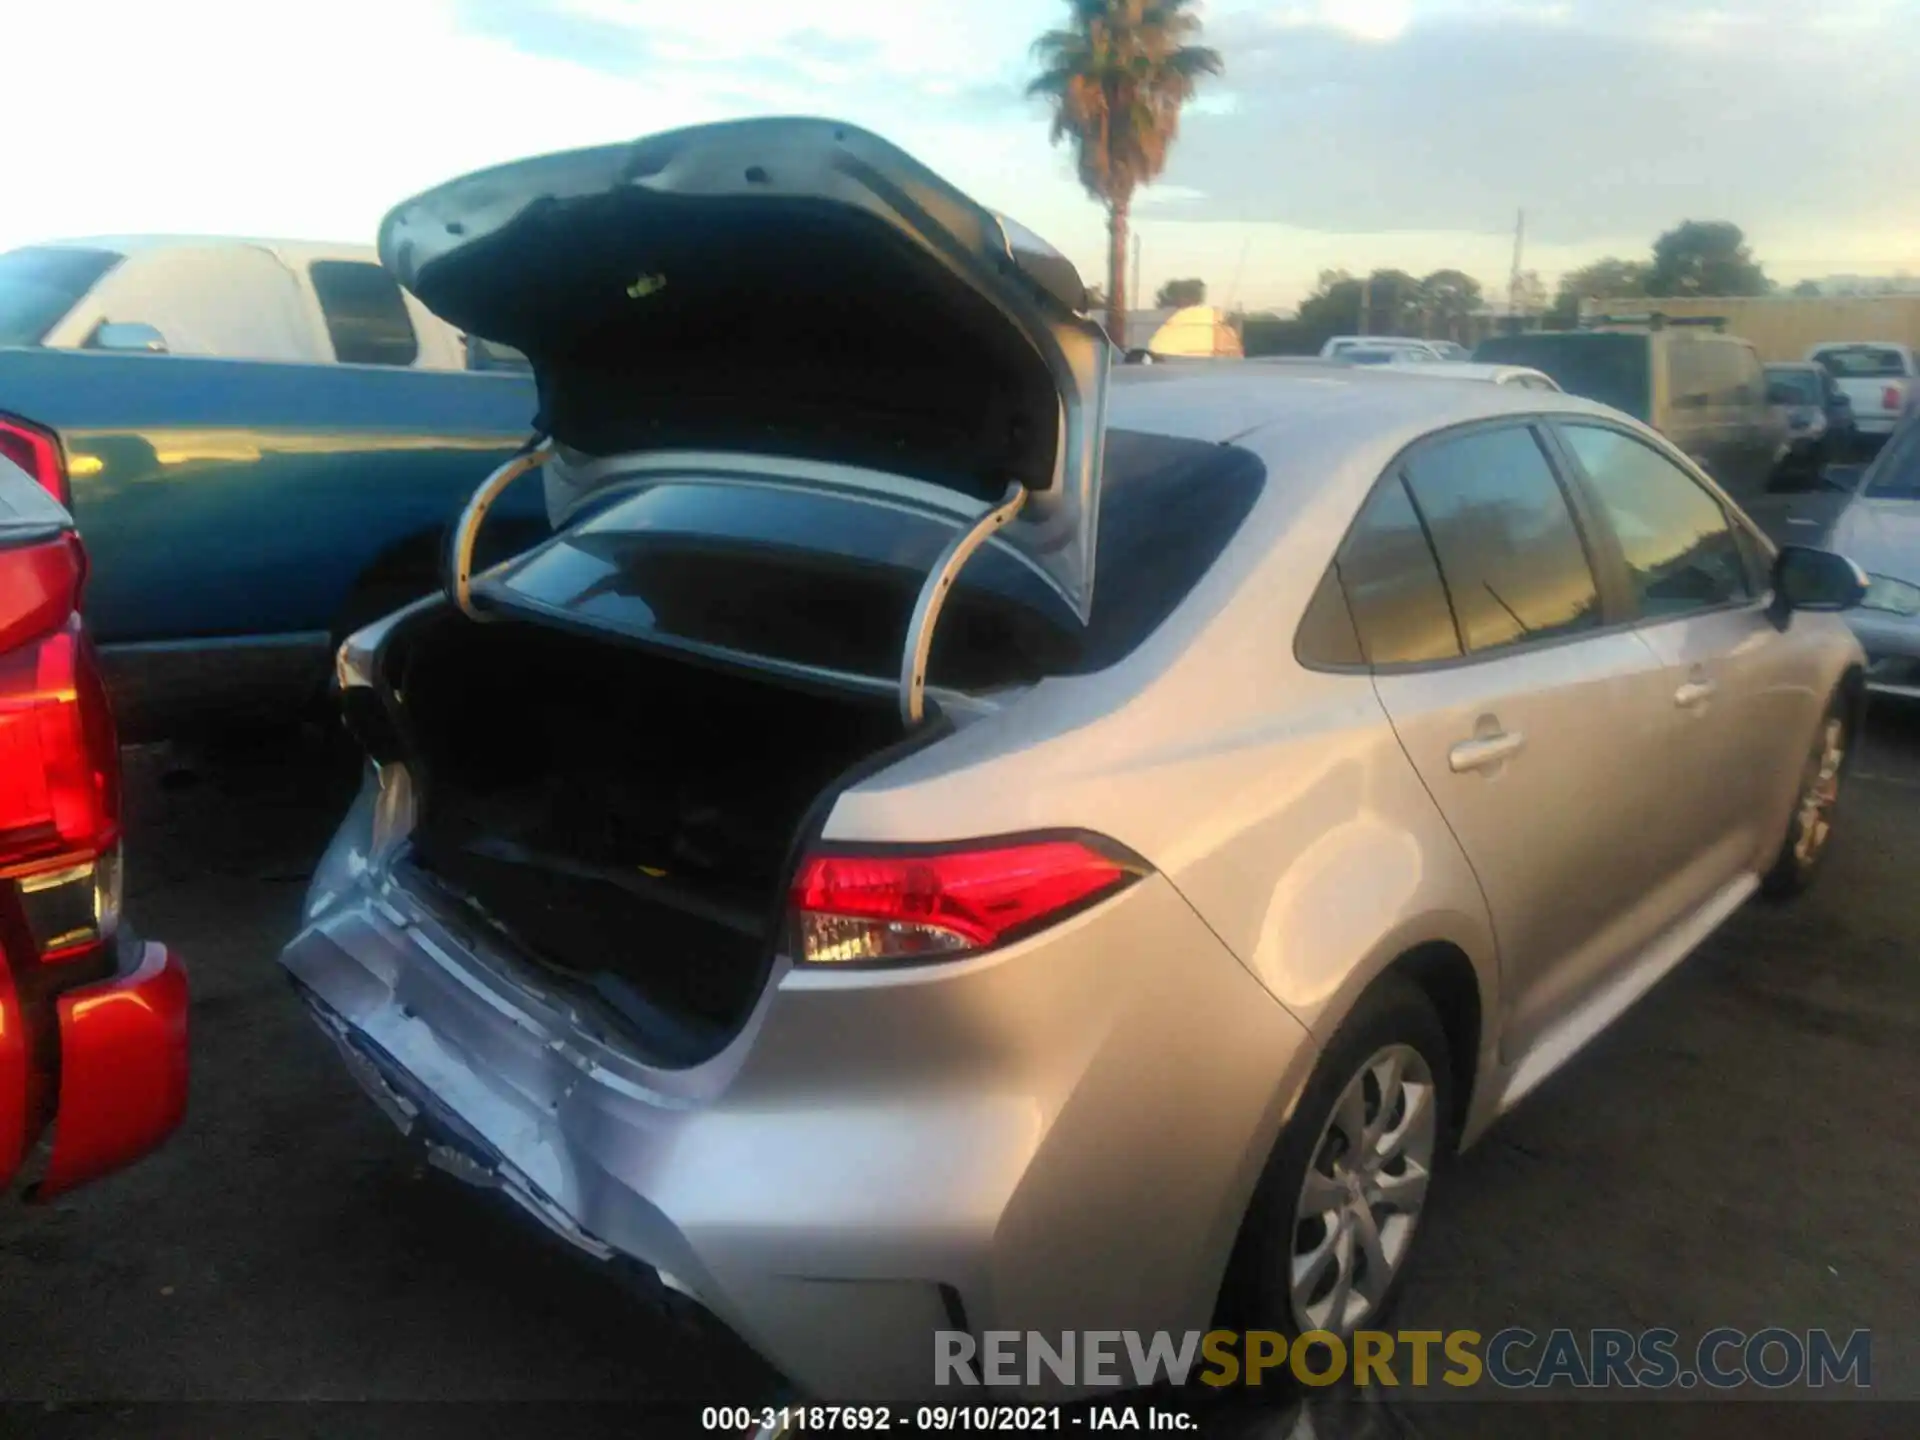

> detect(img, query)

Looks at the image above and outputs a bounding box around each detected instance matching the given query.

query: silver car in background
[282,119,1873,1404]
[1827,411,1920,697]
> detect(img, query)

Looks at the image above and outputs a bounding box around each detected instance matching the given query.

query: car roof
[1766,361,1822,373]
[1108,361,1620,448]
[36,235,379,267]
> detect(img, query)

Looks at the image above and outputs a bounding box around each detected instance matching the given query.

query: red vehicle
[0,432,186,1197]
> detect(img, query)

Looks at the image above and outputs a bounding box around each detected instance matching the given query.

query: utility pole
[1132,232,1142,318]
[1507,209,1526,329]
[1359,274,1372,336]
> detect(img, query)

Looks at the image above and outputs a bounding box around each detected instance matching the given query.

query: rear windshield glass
[1767,368,1823,405]
[1863,416,1920,498]
[494,429,1267,688]
[1814,345,1908,379]
[1473,333,1652,420]
[0,246,121,347]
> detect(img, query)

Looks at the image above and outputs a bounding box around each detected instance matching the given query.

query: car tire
[1221,975,1453,1341]
[1760,694,1852,900]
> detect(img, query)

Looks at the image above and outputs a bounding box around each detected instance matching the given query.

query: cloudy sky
[11,0,1918,311]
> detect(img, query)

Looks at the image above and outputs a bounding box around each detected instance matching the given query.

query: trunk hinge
[449,437,555,621]
[899,480,1028,726]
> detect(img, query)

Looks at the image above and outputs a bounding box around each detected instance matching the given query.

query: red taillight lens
[789,836,1144,965]
[1884,385,1906,412]
[0,415,70,508]
[0,621,121,866]
[0,535,119,968]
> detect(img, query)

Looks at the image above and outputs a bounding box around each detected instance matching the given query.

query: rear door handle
[1449,731,1526,773]
[1675,679,1718,709]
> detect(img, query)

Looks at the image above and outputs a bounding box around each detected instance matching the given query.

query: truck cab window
[310,261,419,367]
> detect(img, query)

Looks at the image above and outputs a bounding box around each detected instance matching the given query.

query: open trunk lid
[378,117,1113,623]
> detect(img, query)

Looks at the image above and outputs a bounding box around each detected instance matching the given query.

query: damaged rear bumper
[281,781,1317,1401]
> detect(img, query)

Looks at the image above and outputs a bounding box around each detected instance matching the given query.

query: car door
[1344,421,1684,1061]
[1552,420,1801,902]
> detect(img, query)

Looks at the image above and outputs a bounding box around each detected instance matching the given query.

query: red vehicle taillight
[788,835,1146,965]
[0,534,119,969]
[0,417,71,508]
[1883,384,1906,412]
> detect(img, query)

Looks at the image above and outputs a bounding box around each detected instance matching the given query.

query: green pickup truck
[0,238,546,739]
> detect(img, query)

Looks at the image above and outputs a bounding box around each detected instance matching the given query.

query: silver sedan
[282,120,1873,1405]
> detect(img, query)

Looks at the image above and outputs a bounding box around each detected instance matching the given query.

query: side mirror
[1819,462,1866,492]
[89,321,168,354]
[1770,545,1867,628]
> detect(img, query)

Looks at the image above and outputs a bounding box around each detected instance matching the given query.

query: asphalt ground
[1,702,1916,1438]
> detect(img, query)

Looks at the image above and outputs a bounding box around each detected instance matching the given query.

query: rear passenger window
[1562,425,1752,616]
[1338,478,1461,666]
[1402,426,1601,654]
[310,261,419,366]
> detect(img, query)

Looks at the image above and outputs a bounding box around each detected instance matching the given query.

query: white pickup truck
[0,236,526,370]
[1807,341,1919,441]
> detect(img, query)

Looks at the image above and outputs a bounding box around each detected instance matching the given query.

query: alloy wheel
[1289,1043,1437,1335]
[1793,717,1847,869]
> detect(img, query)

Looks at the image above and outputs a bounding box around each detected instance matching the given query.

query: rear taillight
[788,835,1145,965]
[0,535,119,968]
[1884,384,1906,412]
[0,416,70,508]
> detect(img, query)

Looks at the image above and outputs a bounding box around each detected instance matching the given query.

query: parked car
[1807,341,1919,443]
[1338,346,1408,366]
[1765,361,1838,473]
[0,455,186,1198]
[0,348,545,742]
[284,119,1872,1407]
[1474,326,1788,509]
[1824,409,1920,698]
[1320,336,1451,362]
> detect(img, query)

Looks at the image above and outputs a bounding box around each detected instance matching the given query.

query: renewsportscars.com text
[935,1327,1872,1391]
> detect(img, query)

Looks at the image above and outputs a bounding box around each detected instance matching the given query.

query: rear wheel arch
[1382,940,1483,1141]
[1838,662,1868,746]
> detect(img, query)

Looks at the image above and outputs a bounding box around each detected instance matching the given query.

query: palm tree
[1028,0,1223,350]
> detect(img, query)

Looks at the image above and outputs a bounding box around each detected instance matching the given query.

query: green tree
[1294,268,1424,350]
[1155,277,1207,307]
[1418,269,1484,340]
[1792,278,1823,298]
[1029,0,1223,349]
[1548,257,1650,327]
[1646,221,1769,298]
